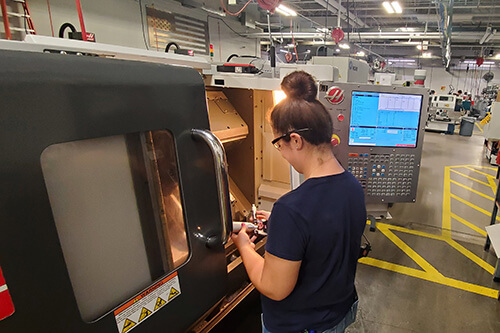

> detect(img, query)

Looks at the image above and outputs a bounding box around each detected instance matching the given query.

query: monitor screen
[349,91,423,147]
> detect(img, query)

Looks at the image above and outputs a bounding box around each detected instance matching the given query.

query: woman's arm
[231,224,301,301]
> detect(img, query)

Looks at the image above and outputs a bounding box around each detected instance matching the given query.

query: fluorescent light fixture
[422,52,432,58]
[416,44,422,50]
[496,54,500,59]
[335,48,340,52]
[356,51,365,57]
[316,27,329,33]
[287,43,295,48]
[391,2,403,14]
[383,2,394,14]
[276,4,297,17]
[396,27,415,32]
[387,58,416,63]
[382,1,394,14]
[339,43,350,49]
[384,1,402,14]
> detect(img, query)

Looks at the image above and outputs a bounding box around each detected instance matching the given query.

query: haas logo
[325,86,344,104]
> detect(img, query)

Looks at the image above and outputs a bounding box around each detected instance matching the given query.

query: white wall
[390,65,500,97]
[27,0,260,61]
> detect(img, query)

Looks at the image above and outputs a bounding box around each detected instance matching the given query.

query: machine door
[0,49,230,333]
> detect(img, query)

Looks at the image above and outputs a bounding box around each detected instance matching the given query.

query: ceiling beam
[312,0,367,28]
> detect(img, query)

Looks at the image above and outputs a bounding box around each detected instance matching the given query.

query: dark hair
[270,71,332,145]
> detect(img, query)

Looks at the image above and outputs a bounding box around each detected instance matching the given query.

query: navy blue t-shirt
[262,171,366,333]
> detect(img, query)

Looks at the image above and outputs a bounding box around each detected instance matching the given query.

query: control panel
[318,82,429,204]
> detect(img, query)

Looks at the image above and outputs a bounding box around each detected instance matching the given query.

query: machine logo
[325,86,344,104]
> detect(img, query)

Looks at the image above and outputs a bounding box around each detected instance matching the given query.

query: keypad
[347,153,416,197]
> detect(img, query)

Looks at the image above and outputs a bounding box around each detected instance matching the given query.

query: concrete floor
[213,127,500,333]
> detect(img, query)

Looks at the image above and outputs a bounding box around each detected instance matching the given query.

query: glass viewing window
[41,130,189,322]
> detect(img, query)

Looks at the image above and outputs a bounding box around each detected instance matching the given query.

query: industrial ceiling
[240,0,500,68]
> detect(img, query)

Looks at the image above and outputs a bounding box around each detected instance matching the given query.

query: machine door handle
[191,129,232,246]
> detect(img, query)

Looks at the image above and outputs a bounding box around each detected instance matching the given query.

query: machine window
[40,131,189,322]
[349,91,423,147]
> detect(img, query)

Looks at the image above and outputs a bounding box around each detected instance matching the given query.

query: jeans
[261,299,359,333]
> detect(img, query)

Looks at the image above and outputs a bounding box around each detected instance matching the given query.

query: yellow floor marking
[442,166,452,238]
[386,224,443,241]
[475,122,484,133]
[450,169,491,186]
[444,237,495,274]
[357,165,500,299]
[360,257,498,298]
[464,166,494,178]
[488,176,498,196]
[450,193,500,221]
[377,224,443,276]
[450,180,494,201]
[450,212,488,236]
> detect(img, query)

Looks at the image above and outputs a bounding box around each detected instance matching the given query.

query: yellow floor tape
[360,165,499,299]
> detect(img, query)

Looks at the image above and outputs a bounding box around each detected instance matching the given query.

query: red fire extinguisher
[0,267,15,320]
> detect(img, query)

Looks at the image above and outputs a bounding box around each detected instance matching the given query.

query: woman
[231,71,366,333]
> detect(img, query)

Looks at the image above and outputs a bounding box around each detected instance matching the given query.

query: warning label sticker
[114,272,181,333]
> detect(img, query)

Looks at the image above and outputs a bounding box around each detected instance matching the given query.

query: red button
[337,114,345,121]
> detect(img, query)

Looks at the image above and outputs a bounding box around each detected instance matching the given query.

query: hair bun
[281,70,317,102]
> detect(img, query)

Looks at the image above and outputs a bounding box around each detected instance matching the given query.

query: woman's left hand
[231,223,257,250]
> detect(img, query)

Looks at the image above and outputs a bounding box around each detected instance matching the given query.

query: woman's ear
[290,133,303,149]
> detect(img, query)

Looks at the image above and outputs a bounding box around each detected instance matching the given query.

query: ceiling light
[356,51,365,57]
[276,4,297,17]
[416,45,422,50]
[335,48,340,52]
[383,2,394,14]
[496,54,500,59]
[339,43,350,49]
[422,52,432,58]
[391,1,403,14]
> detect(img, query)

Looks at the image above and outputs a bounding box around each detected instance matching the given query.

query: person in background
[231,71,367,333]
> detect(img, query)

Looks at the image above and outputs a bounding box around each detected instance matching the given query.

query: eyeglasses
[271,128,311,149]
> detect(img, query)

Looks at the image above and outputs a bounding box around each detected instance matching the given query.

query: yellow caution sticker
[138,307,152,322]
[168,287,180,301]
[114,272,182,333]
[121,319,136,333]
[154,297,166,311]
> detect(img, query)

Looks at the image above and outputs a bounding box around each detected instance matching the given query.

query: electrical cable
[207,15,248,39]
[58,22,76,38]
[290,18,298,62]
[165,42,179,53]
[220,0,253,16]
[46,0,55,37]
[138,0,149,50]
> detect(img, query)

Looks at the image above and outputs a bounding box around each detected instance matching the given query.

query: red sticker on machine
[0,267,15,320]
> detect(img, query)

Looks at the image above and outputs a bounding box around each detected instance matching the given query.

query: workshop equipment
[0,49,232,333]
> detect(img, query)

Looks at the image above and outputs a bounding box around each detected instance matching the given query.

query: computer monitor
[349,91,423,147]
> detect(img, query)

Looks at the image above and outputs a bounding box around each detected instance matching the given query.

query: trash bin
[459,116,475,136]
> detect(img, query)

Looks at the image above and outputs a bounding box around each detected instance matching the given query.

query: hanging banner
[0,267,15,321]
